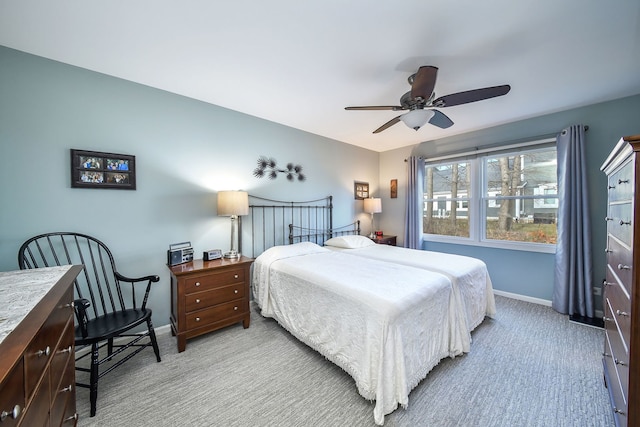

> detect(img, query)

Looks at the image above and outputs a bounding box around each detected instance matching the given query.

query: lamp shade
[363,197,382,214]
[400,109,435,130]
[217,191,249,216]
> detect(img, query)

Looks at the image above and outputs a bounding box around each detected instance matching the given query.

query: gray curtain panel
[552,124,594,317]
[404,156,425,249]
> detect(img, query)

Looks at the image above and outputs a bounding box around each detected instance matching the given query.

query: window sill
[423,234,557,254]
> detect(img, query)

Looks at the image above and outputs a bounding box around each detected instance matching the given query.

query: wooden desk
[168,257,253,352]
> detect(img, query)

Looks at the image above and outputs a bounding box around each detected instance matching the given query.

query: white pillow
[324,235,375,249]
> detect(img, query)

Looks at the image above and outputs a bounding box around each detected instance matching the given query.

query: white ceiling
[1,1,639,152]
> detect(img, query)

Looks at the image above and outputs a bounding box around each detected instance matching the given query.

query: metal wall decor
[253,156,305,182]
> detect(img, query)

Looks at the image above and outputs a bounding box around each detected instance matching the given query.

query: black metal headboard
[242,195,333,258]
[288,221,361,245]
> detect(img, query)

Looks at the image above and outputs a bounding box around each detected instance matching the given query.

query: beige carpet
[76,296,614,426]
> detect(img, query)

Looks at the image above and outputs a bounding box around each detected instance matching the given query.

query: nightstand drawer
[186,300,247,330]
[185,284,246,312]
[184,268,245,293]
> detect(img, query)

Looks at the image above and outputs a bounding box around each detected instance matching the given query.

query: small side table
[371,235,397,246]
[168,256,253,352]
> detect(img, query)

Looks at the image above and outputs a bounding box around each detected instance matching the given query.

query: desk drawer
[186,300,247,330]
[184,268,245,293]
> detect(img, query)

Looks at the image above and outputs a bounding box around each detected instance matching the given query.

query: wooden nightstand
[168,256,253,352]
[372,235,397,246]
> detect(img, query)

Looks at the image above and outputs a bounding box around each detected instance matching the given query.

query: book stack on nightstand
[371,235,397,246]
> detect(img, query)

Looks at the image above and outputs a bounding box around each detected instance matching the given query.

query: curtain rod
[404,125,589,162]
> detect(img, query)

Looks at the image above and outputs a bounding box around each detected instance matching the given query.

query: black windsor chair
[18,232,161,417]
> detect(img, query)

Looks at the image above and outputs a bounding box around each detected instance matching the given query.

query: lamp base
[223,250,241,259]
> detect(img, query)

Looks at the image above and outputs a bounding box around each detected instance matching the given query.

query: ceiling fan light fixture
[400,109,435,131]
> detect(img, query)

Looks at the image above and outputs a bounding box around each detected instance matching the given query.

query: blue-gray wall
[0,46,379,327]
[380,94,640,309]
[2,44,639,324]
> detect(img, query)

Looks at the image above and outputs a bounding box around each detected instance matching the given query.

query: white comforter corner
[252,243,463,425]
[325,244,496,351]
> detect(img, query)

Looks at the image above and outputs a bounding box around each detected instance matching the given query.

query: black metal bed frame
[241,195,359,257]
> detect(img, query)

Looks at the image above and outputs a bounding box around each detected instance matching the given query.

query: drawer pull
[605,216,614,221]
[64,413,79,423]
[603,281,613,287]
[195,299,201,304]
[608,185,616,190]
[195,317,201,322]
[603,316,613,322]
[618,264,630,270]
[614,359,628,366]
[195,282,201,287]
[36,346,51,357]
[0,405,21,422]
[603,351,610,358]
[234,274,239,279]
[234,306,238,311]
[234,289,239,294]
[60,384,73,393]
[619,219,631,226]
[60,345,72,354]
[604,248,613,253]
[614,407,626,415]
[64,301,75,308]
[618,179,629,184]
[616,309,629,317]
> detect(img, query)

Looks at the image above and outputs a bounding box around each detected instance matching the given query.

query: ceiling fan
[345,66,511,134]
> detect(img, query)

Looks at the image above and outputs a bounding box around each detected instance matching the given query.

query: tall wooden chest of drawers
[0,265,82,427]
[168,257,253,352]
[601,134,640,427]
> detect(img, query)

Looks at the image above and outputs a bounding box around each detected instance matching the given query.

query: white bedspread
[326,243,496,352]
[253,242,463,425]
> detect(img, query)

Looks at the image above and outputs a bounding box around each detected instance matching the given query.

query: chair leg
[148,319,161,362]
[89,343,100,417]
[108,337,114,356]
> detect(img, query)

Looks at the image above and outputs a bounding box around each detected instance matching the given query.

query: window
[423,141,557,252]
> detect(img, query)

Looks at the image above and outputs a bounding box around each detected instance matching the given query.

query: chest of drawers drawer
[0,360,24,427]
[607,159,634,202]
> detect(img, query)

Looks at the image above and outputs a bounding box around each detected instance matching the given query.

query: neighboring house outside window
[423,141,557,253]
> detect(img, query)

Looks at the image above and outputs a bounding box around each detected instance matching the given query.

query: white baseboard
[493,289,552,306]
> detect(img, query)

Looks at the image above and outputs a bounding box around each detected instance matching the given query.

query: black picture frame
[70,149,136,190]
[354,181,369,200]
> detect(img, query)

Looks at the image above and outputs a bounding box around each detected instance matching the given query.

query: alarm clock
[203,249,223,261]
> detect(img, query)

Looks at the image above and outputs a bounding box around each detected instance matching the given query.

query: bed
[245,196,493,425]
[252,242,465,425]
[320,233,496,352]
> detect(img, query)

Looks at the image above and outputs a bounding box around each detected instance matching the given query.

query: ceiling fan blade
[411,66,438,100]
[373,116,402,134]
[429,109,454,129]
[345,106,404,111]
[433,84,511,108]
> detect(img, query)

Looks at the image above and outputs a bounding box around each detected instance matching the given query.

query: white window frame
[423,137,557,254]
